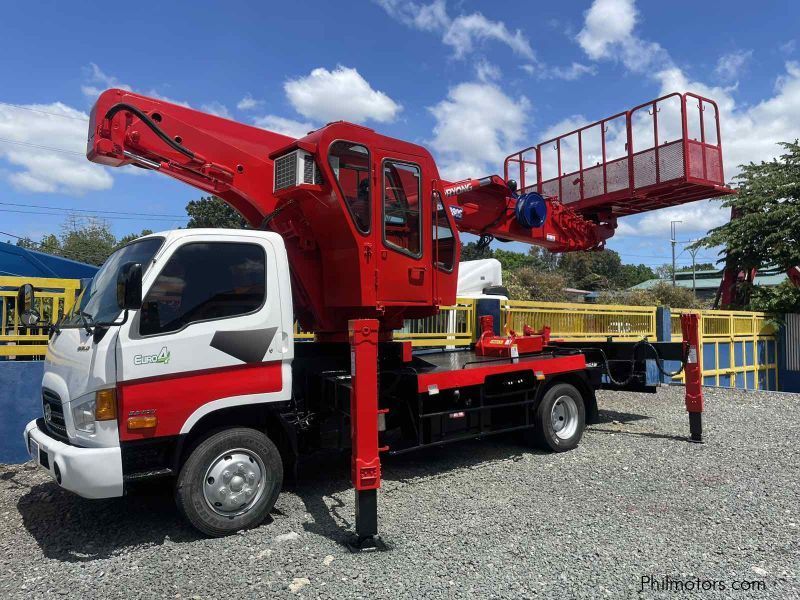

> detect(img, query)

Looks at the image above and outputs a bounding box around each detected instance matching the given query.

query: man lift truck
[21,88,730,548]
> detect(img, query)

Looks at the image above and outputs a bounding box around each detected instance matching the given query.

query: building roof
[0,242,99,279]
[630,269,788,291]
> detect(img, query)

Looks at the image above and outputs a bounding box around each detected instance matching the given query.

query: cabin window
[139,242,266,336]
[382,160,422,257]
[329,141,371,234]
[432,191,456,272]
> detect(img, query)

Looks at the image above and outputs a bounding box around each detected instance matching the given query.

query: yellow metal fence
[1,276,80,358]
[670,310,778,391]
[503,300,656,341]
[1,274,779,391]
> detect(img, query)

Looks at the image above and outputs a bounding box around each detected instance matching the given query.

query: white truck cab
[24,229,294,532]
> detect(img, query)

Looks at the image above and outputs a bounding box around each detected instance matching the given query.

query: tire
[526,383,586,452]
[175,427,283,537]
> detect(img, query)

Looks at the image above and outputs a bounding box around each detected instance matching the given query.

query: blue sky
[0,0,798,272]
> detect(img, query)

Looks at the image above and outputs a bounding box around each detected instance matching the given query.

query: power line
[0,136,84,156]
[0,200,185,219]
[0,101,89,122]
[0,207,186,222]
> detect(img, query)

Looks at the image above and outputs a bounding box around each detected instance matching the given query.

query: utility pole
[670,220,682,286]
[687,244,702,296]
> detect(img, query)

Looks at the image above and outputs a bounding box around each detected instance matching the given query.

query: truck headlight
[72,396,96,433]
[71,388,117,434]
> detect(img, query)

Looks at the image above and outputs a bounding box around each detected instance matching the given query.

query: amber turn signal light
[95,388,117,421]
[127,415,157,430]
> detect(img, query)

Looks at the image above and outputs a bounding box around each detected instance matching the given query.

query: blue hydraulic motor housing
[514,191,547,229]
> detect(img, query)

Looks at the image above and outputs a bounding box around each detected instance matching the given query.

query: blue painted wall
[0,362,43,463]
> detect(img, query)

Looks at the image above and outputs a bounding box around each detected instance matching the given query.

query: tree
[617,263,656,288]
[598,281,702,309]
[698,141,800,309]
[57,216,117,266]
[15,217,154,266]
[115,229,154,250]
[677,262,715,273]
[505,268,569,302]
[460,241,493,261]
[558,250,623,290]
[186,196,248,229]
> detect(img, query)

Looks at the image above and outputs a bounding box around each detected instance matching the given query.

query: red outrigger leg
[680,313,704,442]
[348,319,386,551]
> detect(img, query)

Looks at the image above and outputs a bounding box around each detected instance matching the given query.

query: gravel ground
[0,386,798,599]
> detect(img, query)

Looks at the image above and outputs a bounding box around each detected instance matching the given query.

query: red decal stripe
[117,362,283,441]
[416,354,586,392]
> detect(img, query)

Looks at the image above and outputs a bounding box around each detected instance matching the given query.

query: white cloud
[545,62,598,81]
[237,94,264,111]
[81,63,190,107]
[714,50,752,81]
[0,102,112,194]
[576,0,667,72]
[375,0,534,60]
[428,82,529,181]
[253,115,314,139]
[475,60,501,82]
[577,0,636,59]
[616,202,729,238]
[443,12,534,60]
[284,66,402,124]
[80,63,132,99]
[200,101,232,119]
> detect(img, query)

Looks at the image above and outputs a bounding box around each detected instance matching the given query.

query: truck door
[115,232,292,441]
[376,155,432,305]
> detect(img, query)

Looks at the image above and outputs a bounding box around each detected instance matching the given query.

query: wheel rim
[203,448,267,517]
[550,395,579,440]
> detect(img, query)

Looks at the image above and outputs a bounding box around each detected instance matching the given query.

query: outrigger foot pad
[688,411,704,444]
[346,534,388,553]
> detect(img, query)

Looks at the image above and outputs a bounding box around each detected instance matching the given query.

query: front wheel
[526,382,586,452]
[175,427,283,537]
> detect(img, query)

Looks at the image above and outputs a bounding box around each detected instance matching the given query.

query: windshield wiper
[76,310,95,335]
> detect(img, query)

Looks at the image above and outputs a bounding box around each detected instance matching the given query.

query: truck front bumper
[23,419,124,499]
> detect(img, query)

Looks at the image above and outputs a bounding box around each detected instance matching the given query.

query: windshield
[65,237,164,325]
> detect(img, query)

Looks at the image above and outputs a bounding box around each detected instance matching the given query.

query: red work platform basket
[504,92,733,218]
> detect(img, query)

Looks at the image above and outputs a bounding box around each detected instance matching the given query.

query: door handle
[409,266,426,285]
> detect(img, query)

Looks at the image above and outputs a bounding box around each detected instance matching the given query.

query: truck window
[383,160,421,257]
[329,141,371,234]
[432,191,455,272]
[139,242,266,336]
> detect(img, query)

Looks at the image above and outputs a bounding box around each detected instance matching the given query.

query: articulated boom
[87,89,733,334]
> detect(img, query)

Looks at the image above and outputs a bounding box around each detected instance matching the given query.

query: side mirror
[116,262,143,311]
[16,283,40,327]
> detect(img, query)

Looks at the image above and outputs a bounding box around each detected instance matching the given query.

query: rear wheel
[526,382,586,452]
[175,427,283,537]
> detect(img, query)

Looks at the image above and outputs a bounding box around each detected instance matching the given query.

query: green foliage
[186,196,248,229]
[505,268,569,302]
[114,229,154,250]
[58,219,117,266]
[747,281,800,314]
[677,262,715,273]
[617,263,657,288]
[16,218,155,266]
[698,141,800,307]
[597,281,703,309]
[460,241,493,261]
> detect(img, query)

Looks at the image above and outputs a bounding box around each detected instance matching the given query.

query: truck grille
[42,389,68,442]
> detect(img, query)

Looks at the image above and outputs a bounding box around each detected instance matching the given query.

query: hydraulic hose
[104,103,196,160]
[578,339,687,387]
